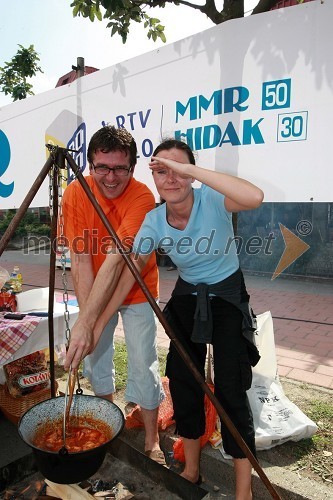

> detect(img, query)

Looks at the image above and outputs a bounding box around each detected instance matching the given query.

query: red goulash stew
[33,416,112,453]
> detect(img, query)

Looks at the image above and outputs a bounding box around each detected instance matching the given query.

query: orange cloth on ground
[125,378,217,464]
[61,176,158,304]
[173,383,217,463]
[125,377,175,431]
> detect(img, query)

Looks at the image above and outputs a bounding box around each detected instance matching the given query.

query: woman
[64,138,264,499]
[132,139,264,500]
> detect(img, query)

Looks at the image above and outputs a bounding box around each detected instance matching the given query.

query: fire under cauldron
[18,395,125,484]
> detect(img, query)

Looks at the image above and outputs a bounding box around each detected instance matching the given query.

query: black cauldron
[18,394,124,484]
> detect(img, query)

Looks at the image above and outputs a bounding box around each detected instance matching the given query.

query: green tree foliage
[0,210,50,238]
[0,44,43,101]
[70,0,279,43]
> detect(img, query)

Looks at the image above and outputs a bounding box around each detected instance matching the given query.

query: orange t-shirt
[61,175,158,305]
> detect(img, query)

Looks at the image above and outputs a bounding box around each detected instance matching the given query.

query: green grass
[113,339,128,391]
[114,338,168,391]
[54,339,168,392]
[307,400,333,450]
[307,400,333,423]
[56,342,333,485]
[288,398,333,483]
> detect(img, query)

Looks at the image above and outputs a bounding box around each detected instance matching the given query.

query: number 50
[262,79,291,110]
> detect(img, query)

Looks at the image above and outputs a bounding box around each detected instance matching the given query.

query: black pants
[164,294,256,458]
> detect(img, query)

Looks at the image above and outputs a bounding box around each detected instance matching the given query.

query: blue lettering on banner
[67,123,87,184]
[141,138,153,157]
[103,108,153,159]
[102,110,153,159]
[176,87,250,122]
[115,109,151,130]
[262,79,291,110]
[277,111,308,142]
[0,130,14,198]
[102,77,303,156]
[174,85,267,150]
[175,119,264,150]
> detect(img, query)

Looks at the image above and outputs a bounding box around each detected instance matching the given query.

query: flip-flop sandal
[180,473,203,485]
[195,475,203,486]
[145,449,167,466]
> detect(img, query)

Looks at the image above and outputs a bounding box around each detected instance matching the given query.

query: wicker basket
[0,382,58,425]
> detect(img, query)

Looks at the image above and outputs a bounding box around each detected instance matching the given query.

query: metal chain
[48,147,72,347]
[49,164,54,218]
[56,166,72,347]
[58,157,82,393]
[49,145,83,394]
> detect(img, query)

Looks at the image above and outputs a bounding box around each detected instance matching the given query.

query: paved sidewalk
[1,256,333,498]
[155,267,333,390]
[1,258,333,389]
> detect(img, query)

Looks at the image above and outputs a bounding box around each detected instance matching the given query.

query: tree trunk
[223,0,244,20]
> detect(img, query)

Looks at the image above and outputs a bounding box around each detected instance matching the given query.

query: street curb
[56,379,332,499]
[119,425,332,500]
[200,443,331,499]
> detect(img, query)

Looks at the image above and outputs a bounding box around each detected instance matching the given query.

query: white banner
[0,0,331,208]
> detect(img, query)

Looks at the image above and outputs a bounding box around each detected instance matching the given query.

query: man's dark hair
[153,139,196,165]
[87,125,137,168]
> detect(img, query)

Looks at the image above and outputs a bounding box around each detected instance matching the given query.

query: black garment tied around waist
[171,268,260,367]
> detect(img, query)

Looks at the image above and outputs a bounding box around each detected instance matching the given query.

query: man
[62,125,165,464]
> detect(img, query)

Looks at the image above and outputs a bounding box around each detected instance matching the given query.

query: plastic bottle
[9,266,22,293]
[14,265,23,286]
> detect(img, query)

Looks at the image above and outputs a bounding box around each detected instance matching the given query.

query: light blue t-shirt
[133,184,239,285]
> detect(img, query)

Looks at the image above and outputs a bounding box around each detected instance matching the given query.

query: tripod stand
[0,145,281,499]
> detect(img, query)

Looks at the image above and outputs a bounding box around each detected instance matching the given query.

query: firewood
[44,479,95,499]
[45,485,62,498]
[112,483,134,499]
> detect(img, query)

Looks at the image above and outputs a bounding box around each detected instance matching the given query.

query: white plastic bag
[0,267,10,289]
[208,311,317,453]
[252,310,278,381]
[16,287,50,312]
[247,311,318,450]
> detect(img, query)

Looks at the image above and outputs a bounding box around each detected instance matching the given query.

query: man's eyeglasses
[92,163,132,176]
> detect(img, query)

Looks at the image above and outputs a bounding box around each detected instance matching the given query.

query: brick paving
[1,259,333,389]
[158,271,333,390]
